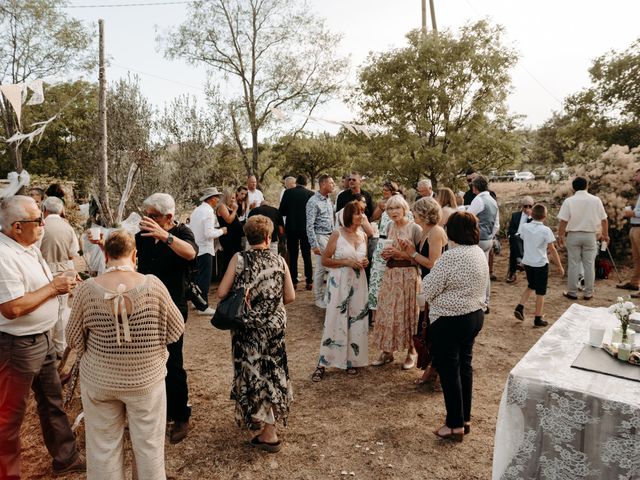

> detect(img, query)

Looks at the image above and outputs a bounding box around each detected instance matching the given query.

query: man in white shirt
[416,178,435,199]
[40,196,80,356]
[247,175,264,213]
[0,196,85,477]
[467,175,500,312]
[189,187,227,315]
[557,176,609,300]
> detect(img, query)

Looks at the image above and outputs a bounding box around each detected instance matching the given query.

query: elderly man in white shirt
[557,176,609,300]
[0,195,85,477]
[189,187,227,315]
[246,175,264,214]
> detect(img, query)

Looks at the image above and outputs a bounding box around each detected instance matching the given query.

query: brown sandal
[311,366,325,382]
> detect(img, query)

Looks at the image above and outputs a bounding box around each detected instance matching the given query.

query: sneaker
[534,318,549,328]
[170,420,189,444]
[506,273,517,284]
[314,300,327,309]
[53,454,86,476]
[514,306,524,321]
[197,307,215,315]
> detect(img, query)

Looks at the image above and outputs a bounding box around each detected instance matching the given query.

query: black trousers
[286,230,313,285]
[166,327,191,423]
[508,235,524,275]
[430,309,484,429]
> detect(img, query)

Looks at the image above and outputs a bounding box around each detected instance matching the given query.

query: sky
[63,0,640,131]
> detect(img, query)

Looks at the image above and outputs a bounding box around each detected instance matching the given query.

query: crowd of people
[0,168,623,478]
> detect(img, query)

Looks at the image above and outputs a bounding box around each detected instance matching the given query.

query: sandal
[250,435,282,453]
[311,366,325,382]
[433,425,464,443]
[414,366,437,385]
[346,367,358,376]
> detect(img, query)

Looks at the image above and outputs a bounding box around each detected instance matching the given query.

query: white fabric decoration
[26,80,44,105]
[0,84,24,128]
[0,170,31,199]
[5,114,57,147]
[115,162,139,225]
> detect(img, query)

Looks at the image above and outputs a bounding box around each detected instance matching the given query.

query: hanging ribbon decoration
[268,106,375,139]
[0,84,25,129]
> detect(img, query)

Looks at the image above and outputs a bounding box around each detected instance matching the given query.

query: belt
[0,330,46,339]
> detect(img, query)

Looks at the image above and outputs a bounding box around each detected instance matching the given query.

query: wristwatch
[411,252,419,259]
[166,233,174,245]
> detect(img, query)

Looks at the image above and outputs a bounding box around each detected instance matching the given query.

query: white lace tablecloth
[493,303,640,479]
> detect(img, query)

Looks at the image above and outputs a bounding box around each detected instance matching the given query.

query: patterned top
[306,191,334,249]
[66,275,185,395]
[422,244,488,322]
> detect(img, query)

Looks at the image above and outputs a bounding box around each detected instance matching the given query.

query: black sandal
[311,366,325,382]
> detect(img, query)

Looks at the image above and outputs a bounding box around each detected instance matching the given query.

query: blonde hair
[244,215,274,245]
[413,197,442,225]
[104,229,136,259]
[436,188,457,210]
[385,194,410,216]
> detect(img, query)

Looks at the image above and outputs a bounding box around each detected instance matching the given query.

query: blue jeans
[194,254,214,310]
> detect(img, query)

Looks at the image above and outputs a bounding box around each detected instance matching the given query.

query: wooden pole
[421,0,428,37]
[429,0,438,33]
[97,19,113,226]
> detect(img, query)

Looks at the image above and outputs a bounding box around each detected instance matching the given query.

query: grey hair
[142,193,175,216]
[0,195,36,231]
[413,197,442,225]
[417,178,432,189]
[386,193,410,215]
[284,176,296,188]
[520,196,534,206]
[42,196,64,215]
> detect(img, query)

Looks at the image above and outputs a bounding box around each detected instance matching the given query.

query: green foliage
[354,21,521,187]
[0,0,93,170]
[161,0,348,179]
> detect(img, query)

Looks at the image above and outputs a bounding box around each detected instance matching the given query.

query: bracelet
[411,252,419,259]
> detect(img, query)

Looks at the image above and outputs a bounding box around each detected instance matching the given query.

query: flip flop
[250,435,282,453]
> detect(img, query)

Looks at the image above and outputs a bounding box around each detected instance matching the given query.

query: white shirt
[247,189,264,212]
[189,202,224,256]
[467,191,500,237]
[40,214,79,273]
[0,233,59,336]
[518,220,556,267]
[557,190,607,233]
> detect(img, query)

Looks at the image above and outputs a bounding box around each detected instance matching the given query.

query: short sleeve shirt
[557,190,607,232]
[518,221,556,267]
[0,233,59,335]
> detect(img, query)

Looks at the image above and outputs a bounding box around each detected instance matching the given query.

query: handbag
[211,251,251,330]
[412,304,432,370]
[185,260,209,312]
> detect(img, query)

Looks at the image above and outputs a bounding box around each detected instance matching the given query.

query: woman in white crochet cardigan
[67,230,184,480]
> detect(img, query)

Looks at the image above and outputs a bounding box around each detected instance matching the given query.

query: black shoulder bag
[211,251,251,330]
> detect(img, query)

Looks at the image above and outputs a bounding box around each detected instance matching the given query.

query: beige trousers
[630,227,640,285]
[81,380,167,480]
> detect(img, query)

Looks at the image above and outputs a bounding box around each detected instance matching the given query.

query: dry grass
[21,181,632,479]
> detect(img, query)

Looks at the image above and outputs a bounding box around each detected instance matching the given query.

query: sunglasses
[523,204,533,208]
[349,178,358,182]
[13,216,44,226]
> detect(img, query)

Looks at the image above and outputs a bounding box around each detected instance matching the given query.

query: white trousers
[81,380,167,480]
[478,239,493,307]
[313,234,331,303]
[566,231,597,296]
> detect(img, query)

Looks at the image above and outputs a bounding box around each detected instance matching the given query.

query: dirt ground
[21,181,631,479]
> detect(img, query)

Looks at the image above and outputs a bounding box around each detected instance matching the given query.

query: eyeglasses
[523,204,533,208]
[13,216,44,226]
[145,212,166,220]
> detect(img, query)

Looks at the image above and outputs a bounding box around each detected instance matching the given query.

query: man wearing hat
[189,187,227,315]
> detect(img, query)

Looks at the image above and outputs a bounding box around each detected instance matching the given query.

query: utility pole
[421,0,428,38]
[97,19,113,226]
[429,0,438,33]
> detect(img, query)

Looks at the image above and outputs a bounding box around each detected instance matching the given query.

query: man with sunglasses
[506,197,534,283]
[0,195,85,478]
[335,172,374,219]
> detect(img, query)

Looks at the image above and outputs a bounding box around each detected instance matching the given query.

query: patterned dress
[368,210,414,310]
[372,221,422,352]
[318,230,369,369]
[230,250,293,428]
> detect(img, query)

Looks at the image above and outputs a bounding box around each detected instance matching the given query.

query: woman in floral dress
[372,195,423,369]
[217,215,295,453]
[312,201,370,381]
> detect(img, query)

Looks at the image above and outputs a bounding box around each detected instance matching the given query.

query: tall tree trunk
[97,19,114,226]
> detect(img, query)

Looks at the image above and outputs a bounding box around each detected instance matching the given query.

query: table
[492,303,640,479]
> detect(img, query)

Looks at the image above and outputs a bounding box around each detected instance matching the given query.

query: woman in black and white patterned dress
[217,215,295,453]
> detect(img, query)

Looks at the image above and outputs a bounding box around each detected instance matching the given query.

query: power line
[111,62,204,92]
[65,1,193,8]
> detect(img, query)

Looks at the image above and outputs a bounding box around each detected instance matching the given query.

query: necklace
[104,264,135,273]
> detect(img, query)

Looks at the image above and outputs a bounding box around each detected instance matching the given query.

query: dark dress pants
[0,331,79,479]
[508,235,524,275]
[286,230,313,286]
[194,253,213,310]
[166,309,191,423]
[430,309,484,429]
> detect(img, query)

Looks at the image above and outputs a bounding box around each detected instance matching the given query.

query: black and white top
[421,244,488,323]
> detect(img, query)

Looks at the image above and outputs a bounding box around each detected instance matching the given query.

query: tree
[0,0,92,172]
[162,0,348,180]
[354,21,521,187]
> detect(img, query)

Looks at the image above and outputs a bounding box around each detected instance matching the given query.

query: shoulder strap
[240,251,251,284]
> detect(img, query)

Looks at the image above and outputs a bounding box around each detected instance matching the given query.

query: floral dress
[230,250,293,428]
[372,221,422,352]
[318,230,369,369]
[368,210,414,310]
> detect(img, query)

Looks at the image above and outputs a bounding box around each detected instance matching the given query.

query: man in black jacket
[506,196,534,283]
[336,171,374,219]
[279,175,314,289]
